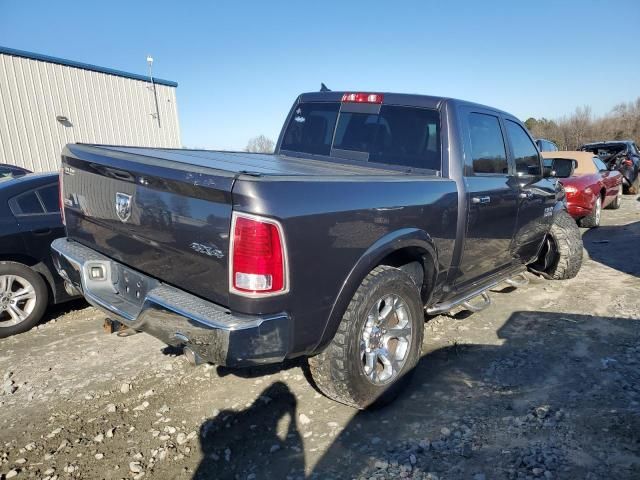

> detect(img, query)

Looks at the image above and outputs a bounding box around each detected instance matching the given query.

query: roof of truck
[297,91,515,117]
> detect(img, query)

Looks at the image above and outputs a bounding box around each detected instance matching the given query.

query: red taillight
[59,168,66,225]
[341,92,384,104]
[230,213,286,295]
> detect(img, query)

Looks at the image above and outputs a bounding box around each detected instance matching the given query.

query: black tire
[308,265,424,409]
[0,262,48,338]
[608,186,622,210]
[579,196,601,228]
[532,210,583,280]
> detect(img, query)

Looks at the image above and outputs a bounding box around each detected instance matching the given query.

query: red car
[542,151,622,228]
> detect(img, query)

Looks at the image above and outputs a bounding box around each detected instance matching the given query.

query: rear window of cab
[280,102,441,171]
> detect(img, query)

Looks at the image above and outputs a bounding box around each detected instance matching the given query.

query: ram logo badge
[115,192,132,223]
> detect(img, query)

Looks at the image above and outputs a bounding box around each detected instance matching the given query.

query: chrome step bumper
[51,238,290,367]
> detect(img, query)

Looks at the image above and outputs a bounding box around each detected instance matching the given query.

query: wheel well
[378,247,436,304]
[0,254,39,267]
[0,254,55,304]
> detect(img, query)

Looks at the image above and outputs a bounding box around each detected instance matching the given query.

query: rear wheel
[309,265,424,409]
[0,262,48,338]
[579,197,601,228]
[530,210,583,280]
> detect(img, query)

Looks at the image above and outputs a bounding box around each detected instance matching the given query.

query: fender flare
[312,228,438,353]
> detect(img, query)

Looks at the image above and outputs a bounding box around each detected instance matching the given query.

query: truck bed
[92,145,402,177]
[61,144,423,309]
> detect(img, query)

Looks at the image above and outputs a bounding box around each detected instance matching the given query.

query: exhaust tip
[64,281,79,296]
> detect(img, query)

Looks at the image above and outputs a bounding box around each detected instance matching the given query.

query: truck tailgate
[61,144,235,306]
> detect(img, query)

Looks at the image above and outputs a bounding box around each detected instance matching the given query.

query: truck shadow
[193,311,640,479]
[582,220,640,278]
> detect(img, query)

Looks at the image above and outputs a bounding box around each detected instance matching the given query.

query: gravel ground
[1,195,639,480]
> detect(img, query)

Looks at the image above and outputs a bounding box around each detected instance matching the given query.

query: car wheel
[531,210,583,280]
[608,186,622,210]
[308,265,424,409]
[579,197,601,228]
[0,262,48,338]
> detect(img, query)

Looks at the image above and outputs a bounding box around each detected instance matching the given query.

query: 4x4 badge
[115,192,132,223]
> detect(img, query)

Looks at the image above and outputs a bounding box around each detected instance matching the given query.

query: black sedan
[0,173,76,337]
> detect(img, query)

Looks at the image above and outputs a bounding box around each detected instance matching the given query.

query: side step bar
[426,271,528,315]
[461,291,491,312]
[504,272,529,288]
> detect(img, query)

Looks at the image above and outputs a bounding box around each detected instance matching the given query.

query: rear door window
[505,120,541,176]
[467,113,508,174]
[8,184,59,216]
[38,184,60,213]
[9,191,44,216]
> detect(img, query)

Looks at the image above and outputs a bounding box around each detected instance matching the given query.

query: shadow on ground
[583,220,640,277]
[41,298,88,323]
[192,310,640,479]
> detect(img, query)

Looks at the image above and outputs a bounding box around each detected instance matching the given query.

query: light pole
[147,55,161,128]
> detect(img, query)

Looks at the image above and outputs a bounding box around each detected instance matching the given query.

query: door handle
[471,196,491,204]
[33,228,52,235]
[519,191,533,199]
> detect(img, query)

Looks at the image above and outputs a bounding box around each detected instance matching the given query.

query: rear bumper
[51,238,290,367]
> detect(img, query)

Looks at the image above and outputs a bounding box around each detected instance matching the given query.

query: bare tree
[245,135,275,153]
[525,98,640,149]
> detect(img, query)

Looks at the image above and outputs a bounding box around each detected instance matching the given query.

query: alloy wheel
[0,275,37,326]
[360,294,413,385]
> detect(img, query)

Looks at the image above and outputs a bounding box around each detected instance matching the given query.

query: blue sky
[2,0,639,150]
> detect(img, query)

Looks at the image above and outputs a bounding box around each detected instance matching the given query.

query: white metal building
[0,46,181,172]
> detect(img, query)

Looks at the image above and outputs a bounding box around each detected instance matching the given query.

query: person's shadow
[193,381,304,479]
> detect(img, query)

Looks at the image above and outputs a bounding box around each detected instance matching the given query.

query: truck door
[503,118,555,263]
[456,109,519,284]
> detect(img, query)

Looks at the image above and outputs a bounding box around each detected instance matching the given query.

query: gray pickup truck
[51,91,582,408]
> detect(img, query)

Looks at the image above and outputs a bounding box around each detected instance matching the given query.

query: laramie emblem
[115,192,132,222]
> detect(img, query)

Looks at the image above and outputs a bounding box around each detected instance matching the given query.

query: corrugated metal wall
[0,52,181,172]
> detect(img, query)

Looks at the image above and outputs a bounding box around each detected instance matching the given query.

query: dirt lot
[1,197,639,480]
